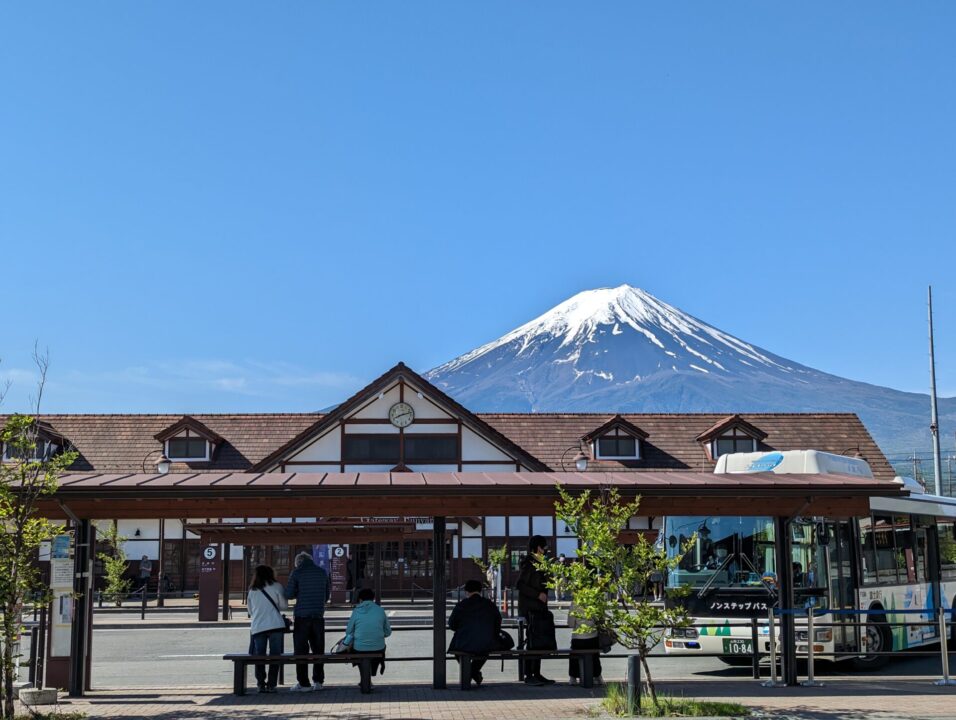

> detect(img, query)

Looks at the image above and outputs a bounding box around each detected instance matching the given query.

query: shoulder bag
[260,587,293,634]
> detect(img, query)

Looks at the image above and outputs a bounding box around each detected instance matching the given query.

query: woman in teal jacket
[345,588,392,680]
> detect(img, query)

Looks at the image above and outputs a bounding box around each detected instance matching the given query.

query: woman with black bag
[516,535,557,686]
[247,565,290,693]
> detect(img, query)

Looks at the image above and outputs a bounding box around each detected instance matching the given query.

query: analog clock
[388,402,415,428]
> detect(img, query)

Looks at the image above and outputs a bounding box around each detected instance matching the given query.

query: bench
[450,648,599,690]
[223,652,385,696]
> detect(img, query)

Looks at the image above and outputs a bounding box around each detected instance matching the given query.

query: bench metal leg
[459,656,472,691]
[233,661,247,696]
[359,658,372,694]
[581,653,594,689]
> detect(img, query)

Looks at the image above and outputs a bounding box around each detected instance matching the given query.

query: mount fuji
[426,285,954,456]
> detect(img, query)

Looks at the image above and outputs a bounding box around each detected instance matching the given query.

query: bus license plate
[722,639,753,655]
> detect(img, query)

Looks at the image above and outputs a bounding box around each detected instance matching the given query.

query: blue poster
[52,535,71,560]
[312,545,331,574]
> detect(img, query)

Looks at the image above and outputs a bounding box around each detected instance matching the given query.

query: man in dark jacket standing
[516,535,556,686]
[448,579,502,687]
[285,552,331,691]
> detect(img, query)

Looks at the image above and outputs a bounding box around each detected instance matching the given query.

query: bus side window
[859,516,879,585]
[873,514,899,584]
[937,522,956,582]
[893,516,916,584]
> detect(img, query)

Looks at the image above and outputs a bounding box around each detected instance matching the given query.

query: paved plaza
[48,679,956,720]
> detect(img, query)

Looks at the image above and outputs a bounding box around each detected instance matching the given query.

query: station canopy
[42,470,905,520]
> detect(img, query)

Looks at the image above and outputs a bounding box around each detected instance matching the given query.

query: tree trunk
[639,650,657,708]
[3,609,15,720]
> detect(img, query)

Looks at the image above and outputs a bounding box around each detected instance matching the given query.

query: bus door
[826,521,860,654]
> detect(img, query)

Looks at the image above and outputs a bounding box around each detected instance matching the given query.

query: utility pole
[929,286,943,495]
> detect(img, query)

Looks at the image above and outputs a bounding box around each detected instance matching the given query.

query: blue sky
[0,2,954,413]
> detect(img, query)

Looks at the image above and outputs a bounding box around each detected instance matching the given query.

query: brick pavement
[40,679,956,720]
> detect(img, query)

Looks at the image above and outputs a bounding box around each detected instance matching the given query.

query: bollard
[141,585,147,621]
[626,655,641,715]
[762,608,785,688]
[934,606,956,686]
[28,625,39,685]
[517,617,526,681]
[751,617,760,680]
[801,610,824,687]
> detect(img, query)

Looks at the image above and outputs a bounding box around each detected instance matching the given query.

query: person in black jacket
[516,535,556,686]
[448,579,502,687]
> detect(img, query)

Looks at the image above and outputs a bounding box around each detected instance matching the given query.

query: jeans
[569,635,602,678]
[249,630,284,689]
[293,616,326,685]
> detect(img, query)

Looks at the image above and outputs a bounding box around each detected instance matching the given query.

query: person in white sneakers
[567,599,603,686]
[247,565,289,694]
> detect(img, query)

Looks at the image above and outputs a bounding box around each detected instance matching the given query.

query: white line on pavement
[156,654,224,658]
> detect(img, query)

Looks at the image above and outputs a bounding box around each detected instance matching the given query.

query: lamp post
[560,445,590,472]
[142,449,171,475]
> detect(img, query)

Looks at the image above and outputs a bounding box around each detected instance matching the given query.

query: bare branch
[30,342,50,416]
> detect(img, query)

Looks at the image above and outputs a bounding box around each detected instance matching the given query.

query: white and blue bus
[663,450,956,668]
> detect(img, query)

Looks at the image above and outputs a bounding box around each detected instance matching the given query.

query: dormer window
[696,414,767,461]
[165,430,210,461]
[154,416,223,464]
[713,428,757,458]
[596,433,639,460]
[583,415,648,462]
[2,439,54,462]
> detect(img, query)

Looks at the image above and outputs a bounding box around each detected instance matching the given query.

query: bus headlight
[670,628,699,639]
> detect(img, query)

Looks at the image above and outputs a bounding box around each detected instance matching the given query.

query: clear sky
[1,2,954,413]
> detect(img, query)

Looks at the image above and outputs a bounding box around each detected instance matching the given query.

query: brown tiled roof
[0,414,322,473]
[2,411,895,483]
[477,413,896,482]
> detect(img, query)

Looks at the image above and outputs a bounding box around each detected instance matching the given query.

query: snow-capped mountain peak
[432,284,790,379]
[426,284,955,454]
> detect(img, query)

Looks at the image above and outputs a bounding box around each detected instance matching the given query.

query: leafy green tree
[540,486,694,710]
[0,352,78,719]
[96,523,131,607]
[471,545,508,599]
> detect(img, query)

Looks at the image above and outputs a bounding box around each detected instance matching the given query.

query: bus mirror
[668,535,677,548]
[815,522,831,546]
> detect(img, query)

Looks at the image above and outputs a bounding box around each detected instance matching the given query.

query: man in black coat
[516,535,556,685]
[448,579,502,687]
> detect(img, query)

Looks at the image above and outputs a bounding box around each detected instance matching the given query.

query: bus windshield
[663,516,829,609]
[664,516,776,590]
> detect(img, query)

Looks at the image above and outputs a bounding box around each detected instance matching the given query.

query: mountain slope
[427,285,954,455]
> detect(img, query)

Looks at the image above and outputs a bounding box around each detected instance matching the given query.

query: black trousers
[293,616,326,685]
[524,610,556,679]
[569,636,602,678]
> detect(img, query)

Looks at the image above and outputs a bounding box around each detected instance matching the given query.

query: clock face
[389,402,415,428]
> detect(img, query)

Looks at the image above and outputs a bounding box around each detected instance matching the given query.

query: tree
[540,486,694,710]
[0,351,77,719]
[470,544,508,600]
[97,523,131,607]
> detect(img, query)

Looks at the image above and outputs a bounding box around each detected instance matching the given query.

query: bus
[662,450,956,668]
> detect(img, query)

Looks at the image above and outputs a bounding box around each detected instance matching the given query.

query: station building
[5,362,896,598]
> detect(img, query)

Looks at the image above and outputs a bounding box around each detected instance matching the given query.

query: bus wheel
[852,617,890,670]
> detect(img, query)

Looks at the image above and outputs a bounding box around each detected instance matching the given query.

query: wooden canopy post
[432,516,447,689]
[774,515,798,685]
[222,542,232,620]
[69,519,94,696]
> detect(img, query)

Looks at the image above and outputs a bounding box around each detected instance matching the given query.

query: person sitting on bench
[448,579,502,687]
[344,588,391,687]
